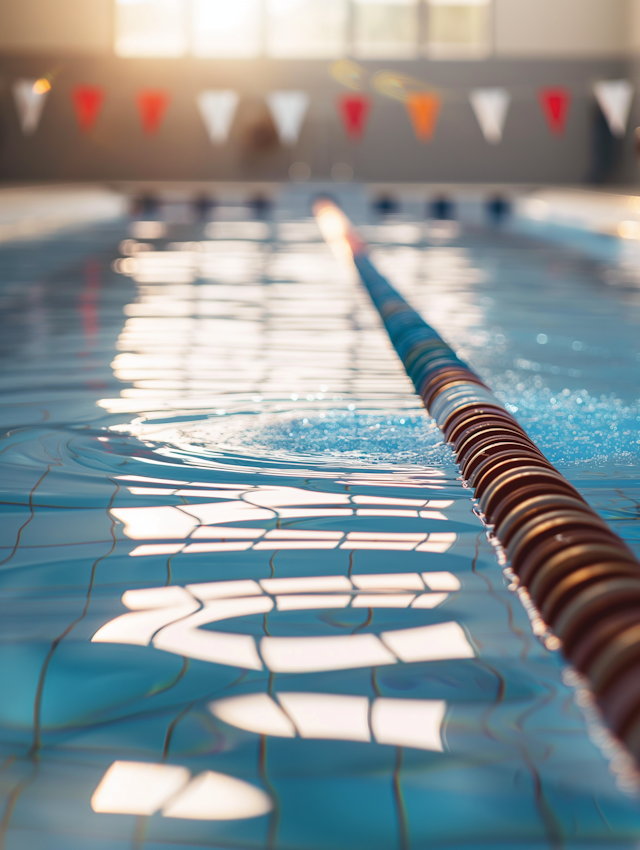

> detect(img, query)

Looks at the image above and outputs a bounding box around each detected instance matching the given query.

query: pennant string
[11,76,635,144]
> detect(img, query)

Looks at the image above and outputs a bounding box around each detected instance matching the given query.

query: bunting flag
[11,79,629,148]
[73,86,105,133]
[538,88,571,135]
[594,79,634,138]
[339,94,371,140]
[469,87,511,144]
[405,92,441,141]
[197,90,239,144]
[266,91,309,146]
[13,78,50,135]
[136,90,170,135]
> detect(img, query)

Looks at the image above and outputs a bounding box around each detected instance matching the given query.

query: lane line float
[314,198,640,764]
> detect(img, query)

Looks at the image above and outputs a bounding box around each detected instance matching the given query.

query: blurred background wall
[0,0,638,184]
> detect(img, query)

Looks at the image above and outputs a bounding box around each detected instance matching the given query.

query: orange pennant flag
[406,93,441,141]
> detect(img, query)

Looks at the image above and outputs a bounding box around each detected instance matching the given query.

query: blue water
[1,191,640,849]
[372,225,640,551]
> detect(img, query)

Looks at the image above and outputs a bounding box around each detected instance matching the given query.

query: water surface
[1,192,640,849]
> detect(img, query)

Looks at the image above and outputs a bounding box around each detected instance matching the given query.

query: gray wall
[0,0,637,185]
[0,55,631,184]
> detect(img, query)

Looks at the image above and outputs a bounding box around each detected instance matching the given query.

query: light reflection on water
[144,411,450,468]
[373,231,640,557]
[1,197,640,848]
[376,238,640,470]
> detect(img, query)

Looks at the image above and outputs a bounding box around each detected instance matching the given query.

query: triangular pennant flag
[538,88,571,135]
[469,87,511,144]
[12,78,50,135]
[594,79,634,138]
[406,93,441,142]
[197,90,239,145]
[73,85,104,133]
[136,90,170,135]
[266,91,309,146]
[339,94,371,140]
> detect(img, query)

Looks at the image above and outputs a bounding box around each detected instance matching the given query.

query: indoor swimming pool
[3,187,640,849]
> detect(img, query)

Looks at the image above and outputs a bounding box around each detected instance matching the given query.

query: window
[266,0,348,58]
[114,0,187,57]
[352,0,418,59]
[113,0,492,60]
[425,0,491,59]
[191,0,262,57]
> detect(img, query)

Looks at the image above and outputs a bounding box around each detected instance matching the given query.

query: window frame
[111,0,493,60]
[191,0,263,59]
[114,0,189,58]
[423,0,493,60]
[351,0,420,61]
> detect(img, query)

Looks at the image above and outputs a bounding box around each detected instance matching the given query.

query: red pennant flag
[73,86,104,133]
[538,88,571,135]
[406,93,441,141]
[136,90,170,135]
[339,95,371,140]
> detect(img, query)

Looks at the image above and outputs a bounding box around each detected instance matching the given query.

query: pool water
[1,188,640,849]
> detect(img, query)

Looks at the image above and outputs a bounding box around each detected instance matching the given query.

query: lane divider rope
[314,197,640,764]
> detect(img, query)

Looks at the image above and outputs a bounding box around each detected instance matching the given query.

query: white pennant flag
[197,90,239,144]
[13,79,50,135]
[469,88,511,145]
[594,80,634,138]
[266,91,309,146]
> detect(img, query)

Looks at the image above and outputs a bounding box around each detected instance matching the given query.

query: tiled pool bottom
[2,195,640,849]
